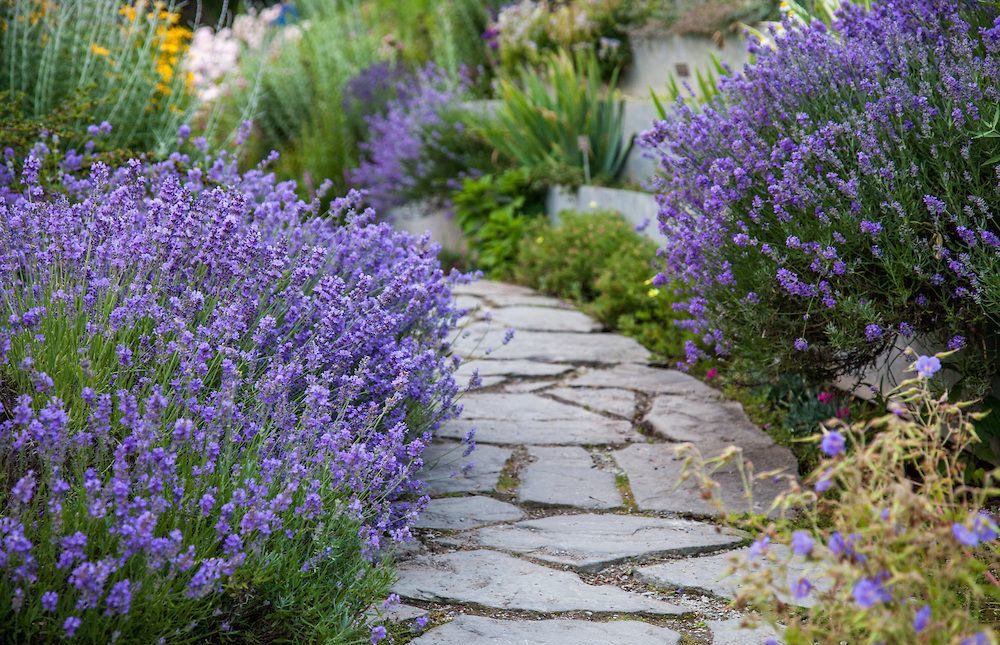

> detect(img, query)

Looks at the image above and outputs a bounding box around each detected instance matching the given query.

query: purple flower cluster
[0,134,465,637]
[640,0,1000,380]
[349,65,469,212]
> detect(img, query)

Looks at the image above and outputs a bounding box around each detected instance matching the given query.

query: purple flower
[748,535,770,559]
[914,355,941,378]
[947,335,966,351]
[952,513,999,547]
[11,470,36,504]
[63,616,82,638]
[820,431,846,457]
[859,220,882,236]
[791,530,814,557]
[913,604,931,633]
[794,338,809,351]
[853,577,891,608]
[42,591,58,612]
[960,633,990,645]
[864,324,883,342]
[793,577,812,599]
[370,625,387,644]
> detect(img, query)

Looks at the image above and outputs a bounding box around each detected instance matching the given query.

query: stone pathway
[389,281,794,644]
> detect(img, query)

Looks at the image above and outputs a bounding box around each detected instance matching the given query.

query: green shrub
[452,168,547,276]
[681,353,1000,643]
[515,210,691,359]
[482,51,631,185]
[0,0,199,153]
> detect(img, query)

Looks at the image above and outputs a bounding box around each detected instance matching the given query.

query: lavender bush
[0,132,464,641]
[349,65,474,212]
[640,0,1000,390]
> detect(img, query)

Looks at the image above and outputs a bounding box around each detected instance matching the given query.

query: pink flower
[817,391,834,404]
[835,407,850,419]
[705,367,718,380]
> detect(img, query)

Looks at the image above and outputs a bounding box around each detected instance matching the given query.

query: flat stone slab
[441,418,638,446]
[446,513,745,572]
[567,364,721,398]
[643,396,777,455]
[455,359,574,381]
[485,306,602,332]
[453,323,650,364]
[635,545,825,608]
[392,550,685,614]
[615,444,796,517]
[453,280,535,297]
[411,616,681,644]
[707,618,781,644]
[441,393,637,445]
[519,447,622,509]
[418,443,512,495]
[415,495,524,530]
[547,387,637,418]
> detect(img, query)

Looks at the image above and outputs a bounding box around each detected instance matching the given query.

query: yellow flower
[90,43,111,57]
[643,278,653,286]
[535,236,545,244]
[647,288,660,298]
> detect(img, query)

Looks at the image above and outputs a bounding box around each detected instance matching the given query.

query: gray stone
[635,545,826,608]
[614,443,796,517]
[452,323,650,364]
[485,293,572,308]
[415,495,524,530]
[486,306,602,332]
[455,359,574,381]
[411,615,681,644]
[547,387,637,419]
[567,364,721,398]
[453,280,535,297]
[392,550,685,614]
[440,393,638,445]
[502,380,559,393]
[454,295,483,312]
[707,618,781,644]
[643,396,777,455]
[447,513,745,572]
[418,443,512,495]
[519,447,622,509]
[379,603,429,624]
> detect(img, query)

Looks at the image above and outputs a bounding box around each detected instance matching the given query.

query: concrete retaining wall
[545,185,665,246]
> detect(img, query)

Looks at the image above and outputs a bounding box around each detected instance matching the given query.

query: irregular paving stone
[418,443,512,495]
[415,495,524,530]
[502,380,559,393]
[440,393,638,445]
[615,443,796,517]
[519,447,622,509]
[446,513,745,572]
[454,294,483,312]
[453,280,535,297]
[375,603,429,624]
[547,387,637,418]
[452,323,650,364]
[392,550,685,614]
[567,364,721,398]
[411,615,681,644]
[485,306,602,332]
[455,359,574,381]
[635,545,827,608]
[643,396,777,454]
[707,618,781,644]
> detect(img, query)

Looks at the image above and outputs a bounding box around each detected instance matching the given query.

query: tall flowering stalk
[640,0,1000,389]
[0,132,464,640]
[679,352,1000,643]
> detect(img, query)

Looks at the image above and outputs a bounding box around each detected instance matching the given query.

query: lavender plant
[0,131,464,641]
[349,64,472,212]
[640,0,1000,391]
[679,352,1000,643]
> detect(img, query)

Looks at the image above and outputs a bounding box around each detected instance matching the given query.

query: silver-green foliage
[0,0,197,152]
